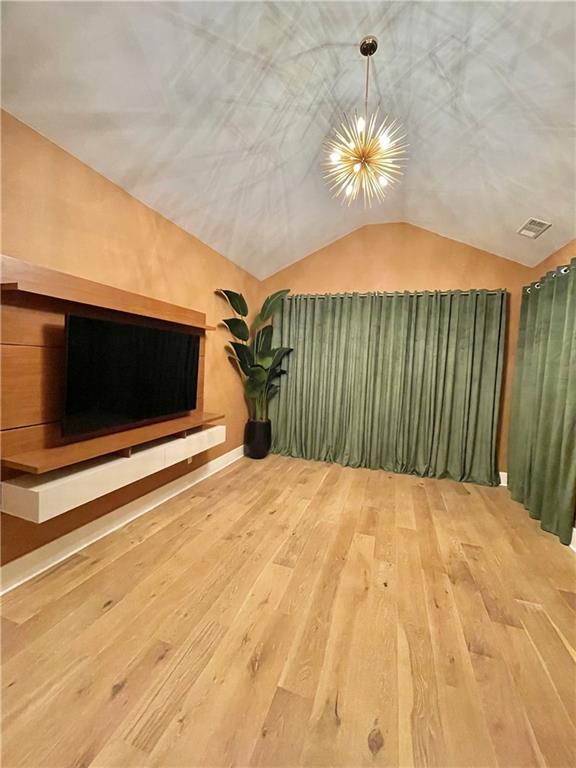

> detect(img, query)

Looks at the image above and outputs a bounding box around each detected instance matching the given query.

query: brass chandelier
[323,36,407,206]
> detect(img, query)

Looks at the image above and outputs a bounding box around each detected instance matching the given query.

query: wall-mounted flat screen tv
[63,314,200,437]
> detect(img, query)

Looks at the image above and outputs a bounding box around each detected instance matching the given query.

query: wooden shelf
[2,412,224,474]
[1,254,214,330]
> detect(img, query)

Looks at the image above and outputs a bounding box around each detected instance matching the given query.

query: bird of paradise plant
[216,288,292,422]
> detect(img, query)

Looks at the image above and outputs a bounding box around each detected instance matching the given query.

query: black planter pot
[244,419,272,459]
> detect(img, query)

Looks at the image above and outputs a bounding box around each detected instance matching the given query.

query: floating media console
[1,255,225,536]
[2,425,226,523]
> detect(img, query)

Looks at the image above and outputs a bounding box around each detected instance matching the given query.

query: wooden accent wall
[1,255,210,563]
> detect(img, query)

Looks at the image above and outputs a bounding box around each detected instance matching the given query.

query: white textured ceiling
[3,1,575,277]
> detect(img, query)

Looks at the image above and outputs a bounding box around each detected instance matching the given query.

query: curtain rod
[285,290,505,299]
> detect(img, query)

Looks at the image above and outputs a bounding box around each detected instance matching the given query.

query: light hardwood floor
[2,455,575,768]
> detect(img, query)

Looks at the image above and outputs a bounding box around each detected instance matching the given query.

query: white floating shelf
[1,425,226,523]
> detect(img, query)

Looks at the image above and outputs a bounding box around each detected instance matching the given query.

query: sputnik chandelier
[323,36,407,206]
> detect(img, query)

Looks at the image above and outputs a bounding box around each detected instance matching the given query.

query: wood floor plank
[89,740,151,768]
[394,474,417,530]
[304,531,399,766]
[1,455,575,768]
[469,651,545,768]
[431,582,499,765]
[368,470,396,565]
[301,532,379,766]
[461,542,523,628]
[558,589,576,612]
[516,601,576,726]
[495,623,576,767]
[249,686,313,767]
[396,526,448,767]
[274,496,326,569]
[279,510,356,700]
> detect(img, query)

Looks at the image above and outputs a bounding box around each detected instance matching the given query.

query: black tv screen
[63,314,200,437]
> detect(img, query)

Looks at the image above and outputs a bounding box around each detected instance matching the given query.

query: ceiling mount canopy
[323,35,408,207]
[359,35,378,57]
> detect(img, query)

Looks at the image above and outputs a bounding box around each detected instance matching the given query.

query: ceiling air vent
[517,218,551,239]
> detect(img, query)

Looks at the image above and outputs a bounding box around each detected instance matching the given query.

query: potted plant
[216,288,292,459]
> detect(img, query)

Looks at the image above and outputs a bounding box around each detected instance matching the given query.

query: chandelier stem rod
[364,54,370,120]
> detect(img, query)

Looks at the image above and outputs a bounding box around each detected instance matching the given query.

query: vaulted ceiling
[3,1,575,277]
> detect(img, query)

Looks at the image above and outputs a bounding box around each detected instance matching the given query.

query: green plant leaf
[251,312,263,330]
[259,289,290,323]
[245,378,265,400]
[267,384,280,400]
[255,325,273,354]
[222,317,249,341]
[270,346,293,368]
[248,365,268,384]
[229,342,253,376]
[216,289,248,317]
[255,354,274,369]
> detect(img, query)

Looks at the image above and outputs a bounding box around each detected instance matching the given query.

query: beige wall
[261,223,537,470]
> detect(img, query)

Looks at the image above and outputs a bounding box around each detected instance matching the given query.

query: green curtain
[271,289,506,485]
[508,258,576,544]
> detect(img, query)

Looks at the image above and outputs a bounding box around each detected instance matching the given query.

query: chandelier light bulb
[354,162,361,173]
[379,175,389,186]
[347,140,355,150]
[380,133,391,149]
[330,151,341,163]
[357,116,366,133]
[346,184,353,196]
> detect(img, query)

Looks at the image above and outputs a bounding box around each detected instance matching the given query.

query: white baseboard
[499,472,508,486]
[0,445,244,595]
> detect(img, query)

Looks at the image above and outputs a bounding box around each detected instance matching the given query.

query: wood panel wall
[1,255,209,564]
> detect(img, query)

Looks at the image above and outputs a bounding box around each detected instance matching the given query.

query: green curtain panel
[508,258,576,544]
[272,289,507,485]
